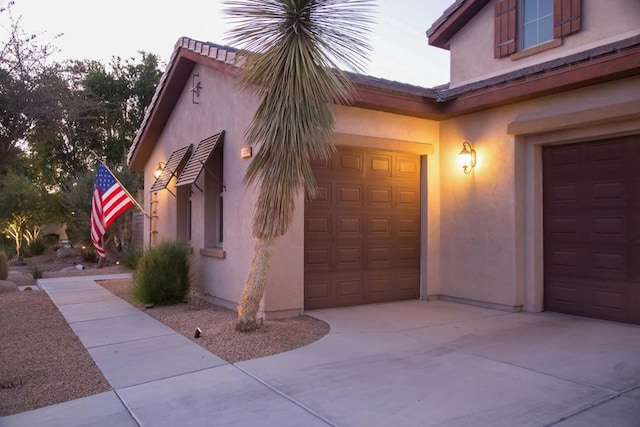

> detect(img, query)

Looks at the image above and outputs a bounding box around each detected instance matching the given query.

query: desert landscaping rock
[55,247,81,259]
[0,280,18,294]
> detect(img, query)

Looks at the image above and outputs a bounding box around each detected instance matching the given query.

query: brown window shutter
[554,0,582,38]
[494,0,517,58]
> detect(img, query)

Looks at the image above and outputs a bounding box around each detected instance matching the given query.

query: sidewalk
[0,275,329,427]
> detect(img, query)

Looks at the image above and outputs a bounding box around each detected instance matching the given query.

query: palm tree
[224,0,374,331]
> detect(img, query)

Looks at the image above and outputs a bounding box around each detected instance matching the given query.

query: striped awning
[175,131,224,187]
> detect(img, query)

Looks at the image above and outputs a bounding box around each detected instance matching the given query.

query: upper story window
[495,0,582,58]
[521,0,553,49]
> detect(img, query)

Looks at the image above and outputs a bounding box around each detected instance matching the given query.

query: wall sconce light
[154,162,166,179]
[458,142,476,174]
[240,147,252,158]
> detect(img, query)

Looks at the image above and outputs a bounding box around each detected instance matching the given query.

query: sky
[1,0,454,88]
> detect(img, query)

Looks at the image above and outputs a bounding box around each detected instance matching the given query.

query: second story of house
[428,0,640,88]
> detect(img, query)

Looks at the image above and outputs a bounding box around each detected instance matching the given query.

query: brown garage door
[543,135,640,325]
[304,147,421,310]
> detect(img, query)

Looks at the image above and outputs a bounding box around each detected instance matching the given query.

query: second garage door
[543,135,640,325]
[304,147,421,310]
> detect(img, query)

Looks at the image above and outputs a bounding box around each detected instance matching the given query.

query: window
[174,131,225,253]
[204,144,224,248]
[495,0,581,58]
[176,185,191,243]
[521,0,553,49]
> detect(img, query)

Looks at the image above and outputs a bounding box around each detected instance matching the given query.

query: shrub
[81,245,99,263]
[0,251,8,280]
[133,242,190,304]
[122,247,142,270]
[27,238,47,256]
[31,264,44,279]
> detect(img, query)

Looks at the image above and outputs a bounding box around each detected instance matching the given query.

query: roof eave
[427,0,492,49]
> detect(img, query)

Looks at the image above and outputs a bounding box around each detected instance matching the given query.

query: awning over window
[150,144,194,192]
[175,131,224,188]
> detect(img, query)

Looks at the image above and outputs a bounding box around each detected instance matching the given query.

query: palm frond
[224,0,374,238]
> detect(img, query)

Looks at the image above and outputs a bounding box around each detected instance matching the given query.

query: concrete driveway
[239,300,640,426]
[2,277,639,426]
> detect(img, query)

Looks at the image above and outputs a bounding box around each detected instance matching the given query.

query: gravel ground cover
[0,253,329,417]
[0,291,111,416]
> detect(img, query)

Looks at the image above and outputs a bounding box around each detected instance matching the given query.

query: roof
[127,37,441,170]
[128,35,640,171]
[427,0,492,49]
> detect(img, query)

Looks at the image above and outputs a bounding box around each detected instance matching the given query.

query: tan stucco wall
[448,0,640,87]
[144,64,261,313]
[438,76,640,311]
[145,65,441,318]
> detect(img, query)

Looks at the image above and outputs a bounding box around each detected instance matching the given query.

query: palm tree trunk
[236,236,276,332]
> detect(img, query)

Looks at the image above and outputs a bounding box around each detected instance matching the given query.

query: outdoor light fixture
[194,328,202,338]
[154,162,166,179]
[458,142,476,174]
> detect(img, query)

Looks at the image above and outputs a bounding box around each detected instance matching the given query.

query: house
[128,0,640,325]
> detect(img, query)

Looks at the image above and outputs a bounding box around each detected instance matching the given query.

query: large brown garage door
[543,135,640,325]
[304,147,421,310]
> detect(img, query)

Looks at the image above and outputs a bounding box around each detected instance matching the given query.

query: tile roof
[128,37,439,167]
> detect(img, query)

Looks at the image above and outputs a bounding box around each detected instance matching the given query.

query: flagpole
[91,152,150,219]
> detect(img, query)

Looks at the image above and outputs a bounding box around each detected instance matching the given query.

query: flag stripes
[91,161,135,258]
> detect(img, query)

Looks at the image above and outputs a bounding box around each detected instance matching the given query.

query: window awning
[150,144,194,193]
[175,131,224,188]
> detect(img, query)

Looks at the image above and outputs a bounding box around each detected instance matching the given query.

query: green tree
[0,4,69,178]
[225,0,373,331]
[0,172,61,258]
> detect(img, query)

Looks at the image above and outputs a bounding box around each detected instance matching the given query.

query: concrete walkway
[1,276,639,426]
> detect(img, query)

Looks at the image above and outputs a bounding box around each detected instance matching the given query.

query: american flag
[91,162,135,258]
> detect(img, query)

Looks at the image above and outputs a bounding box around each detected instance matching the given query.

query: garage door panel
[546,182,580,207]
[589,215,627,243]
[544,276,584,311]
[364,270,420,304]
[396,216,421,238]
[396,187,420,209]
[306,214,331,238]
[545,215,582,241]
[304,275,332,310]
[336,215,364,239]
[545,246,581,275]
[335,273,364,307]
[366,153,392,177]
[336,150,363,175]
[585,140,625,167]
[367,186,393,208]
[367,242,393,269]
[397,157,419,178]
[336,184,363,208]
[544,136,640,325]
[310,182,331,205]
[335,243,364,270]
[305,243,332,272]
[394,241,421,267]
[587,248,628,281]
[587,180,626,206]
[368,215,393,237]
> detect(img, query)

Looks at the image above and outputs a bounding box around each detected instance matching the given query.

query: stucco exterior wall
[144,64,442,318]
[438,76,640,310]
[144,64,261,313]
[448,0,640,87]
